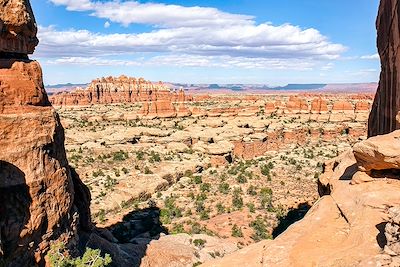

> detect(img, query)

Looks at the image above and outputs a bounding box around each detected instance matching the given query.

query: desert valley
[4,0,400,267]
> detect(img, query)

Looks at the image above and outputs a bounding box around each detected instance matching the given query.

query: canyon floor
[56,93,372,264]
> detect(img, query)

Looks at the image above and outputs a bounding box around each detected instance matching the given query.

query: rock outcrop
[0,0,39,56]
[0,1,91,266]
[50,77,192,118]
[369,0,400,137]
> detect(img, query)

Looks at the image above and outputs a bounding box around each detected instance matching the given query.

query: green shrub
[92,170,105,178]
[231,224,243,237]
[48,243,112,267]
[200,183,211,192]
[218,183,230,194]
[216,202,225,214]
[144,166,153,174]
[193,239,206,248]
[232,188,243,210]
[236,174,247,184]
[193,175,203,184]
[250,216,272,241]
[260,187,273,211]
[149,151,161,163]
[113,150,129,161]
[247,185,257,196]
[136,151,145,160]
[247,203,255,213]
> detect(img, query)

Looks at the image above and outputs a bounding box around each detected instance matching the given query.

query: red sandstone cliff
[369,0,400,137]
[0,2,91,265]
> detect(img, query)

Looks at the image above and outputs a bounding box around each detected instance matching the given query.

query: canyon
[2,0,400,267]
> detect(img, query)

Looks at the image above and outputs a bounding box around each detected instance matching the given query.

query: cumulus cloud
[360,53,379,60]
[49,0,253,27]
[43,55,316,70]
[37,24,345,59]
[104,21,110,28]
[40,0,347,69]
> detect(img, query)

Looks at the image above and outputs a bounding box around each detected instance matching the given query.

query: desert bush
[232,188,244,210]
[149,151,161,163]
[193,175,203,184]
[231,224,243,237]
[92,170,105,178]
[260,187,273,211]
[218,183,230,194]
[144,166,153,174]
[247,185,257,196]
[250,216,272,241]
[216,202,225,214]
[136,150,145,160]
[113,150,129,161]
[48,243,112,267]
[200,183,211,192]
[193,239,206,248]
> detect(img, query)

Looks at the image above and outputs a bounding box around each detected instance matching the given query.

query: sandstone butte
[50,76,192,118]
[3,1,400,267]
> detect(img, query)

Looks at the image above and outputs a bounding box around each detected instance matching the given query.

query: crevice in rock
[272,203,311,238]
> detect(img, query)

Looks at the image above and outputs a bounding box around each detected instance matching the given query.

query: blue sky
[31,0,380,85]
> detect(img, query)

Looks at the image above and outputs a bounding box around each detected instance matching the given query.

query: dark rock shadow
[370,169,400,179]
[272,203,311,238]
[90,207,168,267]
[0,161,32,266]
[107,207,168,243]
[339,163,358,180]
[376,222,387,249]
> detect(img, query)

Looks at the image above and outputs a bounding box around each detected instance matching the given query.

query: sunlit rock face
[369,0,400,137]
[0,1,91,265]
[0,0,39,56]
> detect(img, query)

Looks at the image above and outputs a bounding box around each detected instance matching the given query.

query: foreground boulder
[353,130,400,172]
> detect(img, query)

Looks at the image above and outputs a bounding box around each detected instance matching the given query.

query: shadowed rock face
[368,0,400,137]
[0,0,39,56]
[0,0,91,265]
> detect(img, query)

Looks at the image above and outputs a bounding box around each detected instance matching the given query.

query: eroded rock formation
[50,76,192,118]
[0,0,39,56]
[369,0,400,137]
[0,1,91,265]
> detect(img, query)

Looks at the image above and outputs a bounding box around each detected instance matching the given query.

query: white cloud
[42,55,316,70]
[40,0,347,69]
[49,0,253,27]
[37,24,345,60]
[361,53,379,60]
[50,0,93,11]
[104,21,110,28]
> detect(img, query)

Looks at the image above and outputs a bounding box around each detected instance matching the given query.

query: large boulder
[353,130,400,171]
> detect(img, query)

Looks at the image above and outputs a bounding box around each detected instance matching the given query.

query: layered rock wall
[369,0,400,137]
[0,1,91,265]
